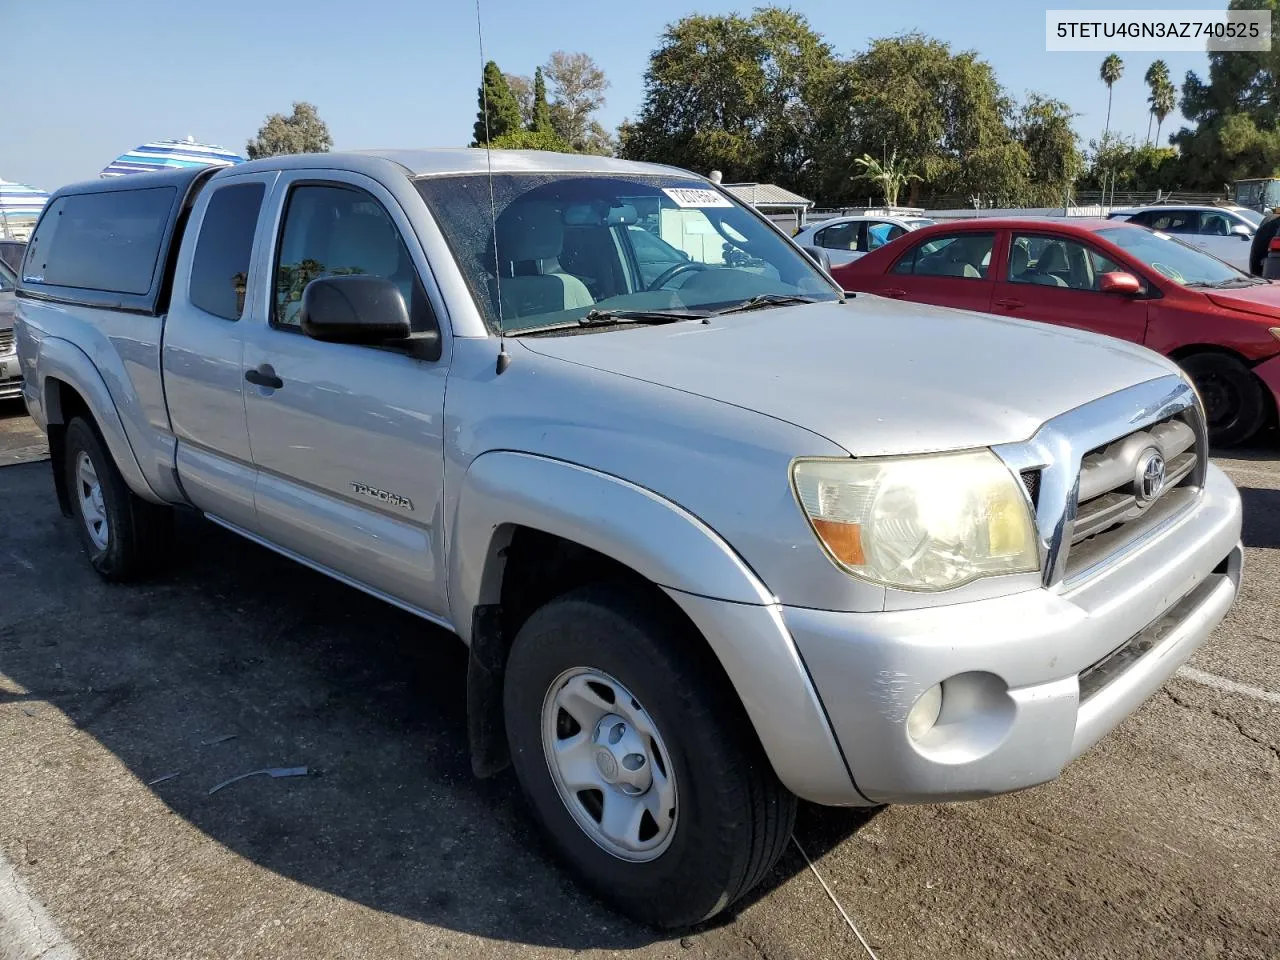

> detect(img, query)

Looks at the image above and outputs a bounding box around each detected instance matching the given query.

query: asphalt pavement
[1,398,1277,959]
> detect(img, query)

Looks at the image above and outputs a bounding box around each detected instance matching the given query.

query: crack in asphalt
[1164,688,1280,764]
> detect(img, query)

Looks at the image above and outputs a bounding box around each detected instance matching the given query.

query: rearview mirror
[299,275,413,344]
[1099,271,1142,296]
[801,245,833,274]
[1231,223,1252,240]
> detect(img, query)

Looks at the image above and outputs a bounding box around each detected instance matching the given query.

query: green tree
[531,67,555,134]
[472,61,523,146]
[1100,53,1124,139]
[245,102,332,159]
[1171,0,1280,188]
[1015,94,1083,204]
[1150,79,1177,145]
[505,73,534,128]
[490,129,573,152]
[1143,60,1170,143]
[544,51,611,152]
[817,33,1026,205]
[1078,134,1178,193]
[620,8,835,189]
[853,149,921,207]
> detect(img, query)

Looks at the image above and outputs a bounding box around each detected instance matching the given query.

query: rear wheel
[503,582,796,928]
[1179,352,1266,448]
[63,416,172,581]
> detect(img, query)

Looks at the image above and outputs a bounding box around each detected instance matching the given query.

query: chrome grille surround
[992,375,1207,590]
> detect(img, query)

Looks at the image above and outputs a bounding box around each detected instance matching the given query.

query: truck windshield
[0,259,15,291]
[1098,226,1249,287]
[415,173,840,333]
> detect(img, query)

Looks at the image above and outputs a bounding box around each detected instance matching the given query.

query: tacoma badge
[350,481,414,511]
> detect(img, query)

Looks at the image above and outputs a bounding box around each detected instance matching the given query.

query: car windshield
[1236,209,1264,226]
[415,173,840,333]
[1097,226,1250,286]
[906,218,935,229]
[0,258,15,291]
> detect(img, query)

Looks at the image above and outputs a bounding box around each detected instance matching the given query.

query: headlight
[791,450,1040,591]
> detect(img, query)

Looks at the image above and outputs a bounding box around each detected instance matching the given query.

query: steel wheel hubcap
[541,668,678,861]
[75,451,109,550]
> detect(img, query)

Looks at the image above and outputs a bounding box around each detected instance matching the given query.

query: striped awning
[101,137,245,177]
[0,179,49,237]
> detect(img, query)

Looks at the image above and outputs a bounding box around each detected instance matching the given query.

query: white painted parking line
[0,851,77,960]
[1177,666,1280,706]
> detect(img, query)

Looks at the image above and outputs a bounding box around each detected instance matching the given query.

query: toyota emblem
[1136,450,1166,502]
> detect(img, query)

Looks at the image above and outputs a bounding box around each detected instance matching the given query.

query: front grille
[1063,414,1202,580]
[0,330,13,354]
[1020,468,1041,508]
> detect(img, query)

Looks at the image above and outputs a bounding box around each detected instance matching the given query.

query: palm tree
[1143,60,1170,144]
[853,149,922,208]
[1100,54,1124,138]
[1150,78,1177,145]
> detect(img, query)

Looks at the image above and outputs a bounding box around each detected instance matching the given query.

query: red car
[833,217,1280,446]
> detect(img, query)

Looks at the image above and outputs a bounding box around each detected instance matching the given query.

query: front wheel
[503,583,796,928]
[1179,352,1267,448]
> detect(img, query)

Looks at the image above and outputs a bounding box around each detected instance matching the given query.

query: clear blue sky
[2,0,1214,192]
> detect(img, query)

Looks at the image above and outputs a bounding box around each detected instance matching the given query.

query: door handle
[884,288,908,298]
[994,298,1025,309]
[245,364,284,390]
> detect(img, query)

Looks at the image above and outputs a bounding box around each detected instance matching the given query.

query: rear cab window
[189,183,265,321]
[23,188,175,295]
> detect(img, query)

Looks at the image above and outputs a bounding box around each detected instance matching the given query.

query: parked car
[834,216,1280,447]
[1105,205,1257,272]
[15,155,1241,928]
[0,239,26,274]
[793,214,935,266]
[0,258,19,400]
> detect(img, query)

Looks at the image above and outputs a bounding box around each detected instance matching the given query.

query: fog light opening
[907,683,944,741]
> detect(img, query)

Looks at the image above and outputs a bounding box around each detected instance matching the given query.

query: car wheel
[64,416,173,581]
[1179,353,1267,448]
[503,582,796,928]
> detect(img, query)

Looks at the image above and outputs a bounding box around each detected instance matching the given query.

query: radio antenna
[475,0,510,374]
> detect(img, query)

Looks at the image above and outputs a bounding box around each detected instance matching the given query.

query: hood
[517,297,1180,457]
[1206,282,1280,320]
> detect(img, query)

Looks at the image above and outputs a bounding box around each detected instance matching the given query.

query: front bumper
[0,351,19,400]
[784,462,1242,805]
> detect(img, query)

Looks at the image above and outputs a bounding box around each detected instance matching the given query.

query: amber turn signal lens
[811,518,865,566]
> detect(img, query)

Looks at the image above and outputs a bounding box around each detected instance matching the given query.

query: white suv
[1108,205,1259,272]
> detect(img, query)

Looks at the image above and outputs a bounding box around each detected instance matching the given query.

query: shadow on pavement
[0,460,875,949]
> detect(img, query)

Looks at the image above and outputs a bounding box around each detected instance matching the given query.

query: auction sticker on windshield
[662,187,734,208]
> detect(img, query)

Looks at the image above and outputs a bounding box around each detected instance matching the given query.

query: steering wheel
[647,261,708,291]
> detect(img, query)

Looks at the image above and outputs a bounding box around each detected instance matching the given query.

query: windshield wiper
[578,307,710,326]
[710,294,823,316]
[507,308,709,337]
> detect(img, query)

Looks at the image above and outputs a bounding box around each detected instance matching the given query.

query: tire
[503,582,796,929]
[1179,352,1267,448]
[63,416,172,581]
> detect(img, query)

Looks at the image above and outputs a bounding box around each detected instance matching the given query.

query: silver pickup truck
[14,150,1243,928]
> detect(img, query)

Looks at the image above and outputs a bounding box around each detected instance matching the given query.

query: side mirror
[1231,223,1252,240]
[801,245,833,274]
[1099,271,1143,296]
[299,275,413,345]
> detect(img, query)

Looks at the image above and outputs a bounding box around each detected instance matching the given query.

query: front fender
[37,336,162,504]
[449,452,774,633]
[449,451,862,805]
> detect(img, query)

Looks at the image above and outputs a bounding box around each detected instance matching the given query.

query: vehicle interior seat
[1026,242,1070,287]
[1203,215,1230,236]
[490,201,595,319]
[1009,242,1031,280]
